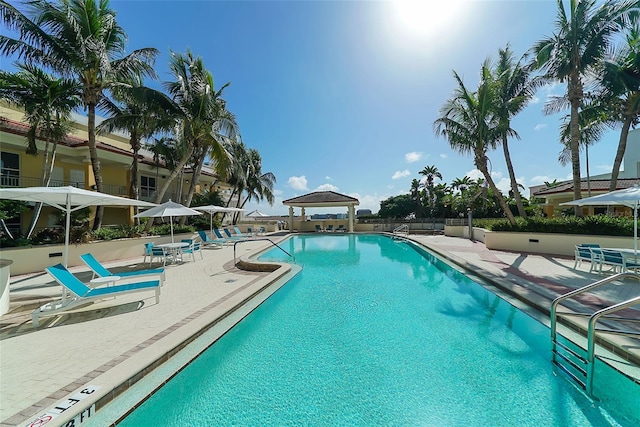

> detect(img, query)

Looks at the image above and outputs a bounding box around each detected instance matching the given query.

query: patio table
[157,242,190,264]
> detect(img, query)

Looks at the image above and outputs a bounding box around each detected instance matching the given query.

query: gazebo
[283,191,360,232]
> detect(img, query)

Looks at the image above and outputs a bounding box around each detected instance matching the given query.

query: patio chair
[80,253,165,285]
[336,224,346,232]
[142,242,155,264]
[150,245,171,267]
[33,263,161,327]
[315,224,323,232]
[223,228,248,240]
[181,239,203,262]
[326,224,334,232]
[574,245,600,272]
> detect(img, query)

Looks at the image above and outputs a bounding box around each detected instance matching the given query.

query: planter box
[1,232,197,276]
[444,225,633,257]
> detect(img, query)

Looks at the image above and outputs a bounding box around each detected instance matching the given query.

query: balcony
[0,174,127,197]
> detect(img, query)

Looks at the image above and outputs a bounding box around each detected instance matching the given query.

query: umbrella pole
[635,204,638,255]
[210,212,213,237]
[170,216,175,243]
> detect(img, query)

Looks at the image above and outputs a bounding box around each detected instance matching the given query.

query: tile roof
[533,178,640,196]
[283,191,359,205]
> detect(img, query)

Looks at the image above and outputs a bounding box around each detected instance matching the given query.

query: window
[1,151,20,187]
[141,176,156,199]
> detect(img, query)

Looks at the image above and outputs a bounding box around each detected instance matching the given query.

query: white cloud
[392,170,411,180]
[287,175,308,191]
[273,188,283,196]
[534,123,547,131]
[315,183,339,192]
[325,176,332,181]
[405,152,423,163]
[439,153,447,159]
[530,175,554,185]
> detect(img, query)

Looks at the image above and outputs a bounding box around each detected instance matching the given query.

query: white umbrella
[0,186,156,267]
[193,205,245,236]
[561,185,640,253]
[134,200,202,243]
[245,209,269,219]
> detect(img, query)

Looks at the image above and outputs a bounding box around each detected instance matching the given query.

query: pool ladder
[232,238,294,266]
[392,224,409,239]
[550,272,640,397]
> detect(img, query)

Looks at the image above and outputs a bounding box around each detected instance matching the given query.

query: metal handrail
[233,238,294,266]
[393,224,409,235]
[586,294,640,394]
[550,271,640,396]
[550,272,640,362]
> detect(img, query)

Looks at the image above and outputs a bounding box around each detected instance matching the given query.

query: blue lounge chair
[233,226,253,238]
[223,228,247,240]
[213,228,240,244]
[80,253,165,285]
[336,224,346,232]
[326,224,334,232]
[33,263,161,327]
[197,230,223,247]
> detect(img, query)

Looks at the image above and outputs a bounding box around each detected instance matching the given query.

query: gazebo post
[348,205,355,232]
[288,206,294,232]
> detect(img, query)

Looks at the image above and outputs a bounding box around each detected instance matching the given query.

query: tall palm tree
[235,149,276,224]
[601,25,640,192]
[493,45,540,217]
[0,63,81,236]
[410,178,422,216]
[531,0,637,214]
[0,0,159,229]
[183,88,238,211]
[434,63,517,225]
[451,176,473,194]
[418,165,442,217]
[97,81,175,202]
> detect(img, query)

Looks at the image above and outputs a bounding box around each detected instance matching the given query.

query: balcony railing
[0,174,127,197]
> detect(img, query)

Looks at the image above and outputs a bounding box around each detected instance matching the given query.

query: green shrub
[480,214,632,236]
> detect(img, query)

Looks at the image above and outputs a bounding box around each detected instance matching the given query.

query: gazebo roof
[283,191,359,207]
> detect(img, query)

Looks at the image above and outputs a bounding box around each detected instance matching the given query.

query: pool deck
[1,233,639,426]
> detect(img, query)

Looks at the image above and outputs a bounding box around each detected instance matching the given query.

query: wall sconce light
[185,180,189,184]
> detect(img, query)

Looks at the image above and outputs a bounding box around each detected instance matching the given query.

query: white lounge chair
[33,263,161,327]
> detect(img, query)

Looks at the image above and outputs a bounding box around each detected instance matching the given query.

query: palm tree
[601,25,640,192]
[434,63,517,225]
[0,0,159,229]
[418,165,442,217]
[235,149,276,223]
[410,178,422,216]
[531,0,637,214]
[451,176,473,193]
[0,63,81,236]
[493,45,540,217]
[183,88,238,211]
[97,81,175,202]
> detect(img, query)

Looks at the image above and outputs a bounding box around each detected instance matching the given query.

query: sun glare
[393,0,465,38]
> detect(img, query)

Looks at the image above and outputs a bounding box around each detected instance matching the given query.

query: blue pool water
[118,234,640,426]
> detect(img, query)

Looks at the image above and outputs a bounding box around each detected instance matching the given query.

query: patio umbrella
[193,205,245,236]
[134,200,202,243]
[0,186,156,267]
[560,185,640,253]
[245,209,269,220]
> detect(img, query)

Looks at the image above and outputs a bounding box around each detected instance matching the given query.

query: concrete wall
[2,232,197,276]
[445,226,632,257]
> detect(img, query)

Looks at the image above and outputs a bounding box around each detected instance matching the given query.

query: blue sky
[111,1,617,215]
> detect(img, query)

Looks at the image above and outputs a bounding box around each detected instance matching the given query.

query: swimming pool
[105,234,640,426]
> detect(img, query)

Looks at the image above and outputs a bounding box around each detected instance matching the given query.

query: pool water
[117,234,640,426]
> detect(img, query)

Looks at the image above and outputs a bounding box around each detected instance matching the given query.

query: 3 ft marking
[24,385,100,427]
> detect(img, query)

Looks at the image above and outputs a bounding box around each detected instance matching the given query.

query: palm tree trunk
[144,146,195,232]
[27,132,58,238]
[476,153,516,225]
[502,136,526,217]
[568,76,583,216]
[87,102,105,229]
[179,154,204,225]
[610,115,632,192]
